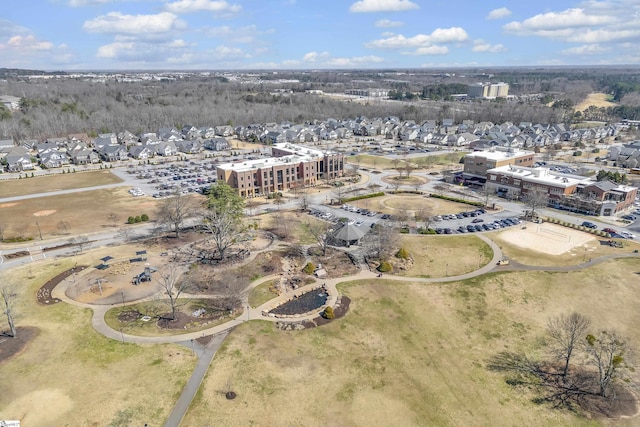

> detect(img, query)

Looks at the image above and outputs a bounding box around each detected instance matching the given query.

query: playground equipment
[132,265,157,285]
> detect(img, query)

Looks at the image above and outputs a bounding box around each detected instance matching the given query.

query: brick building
[216,143,344,197]
[462,149,535,185]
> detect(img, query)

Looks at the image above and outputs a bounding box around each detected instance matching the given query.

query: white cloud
[504,8,615,32]
[301,51,383,67]
[375,19,404,28]
[561,44,609,55]
[302,51,331,62]
[3,35,53,51]
[486,7,511,20]
[83,12,185,35]
[365,27,468,49]
[68,0,114,6]
[350,0,419,13]
[472,39,506,53]
[210,45,251,59]
[164,0,241,14]
[402,46,448,55]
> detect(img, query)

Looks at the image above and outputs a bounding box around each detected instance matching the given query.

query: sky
[1,0,640,70]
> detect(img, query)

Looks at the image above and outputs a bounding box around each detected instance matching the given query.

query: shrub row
[417,227,437,234]
[544,217,612,238]
[127,214,150,224]
[344,192,385,202]
[429,193,484,207]
[389,190,424,195]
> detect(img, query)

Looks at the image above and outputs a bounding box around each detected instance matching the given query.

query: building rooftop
[465,149,534,162]
[489,165,590,188]
[217,154,307,172]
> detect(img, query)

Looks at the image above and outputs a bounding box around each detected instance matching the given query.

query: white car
[354,220,364,227]
[620,231,636,239]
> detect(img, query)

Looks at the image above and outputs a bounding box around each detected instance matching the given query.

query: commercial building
[462,148,535,184]
[485,164,638,216]
[216,143,344,197]
[467,82,509,99]
[345,88,389,97]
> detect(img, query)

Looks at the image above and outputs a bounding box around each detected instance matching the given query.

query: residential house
[5,153,34,172]
[39,151,70,168]
[155,141,177,157]
[99,145,129,162]
[129,145,154,160]
[203,137,231,151]
[72,149,99,165]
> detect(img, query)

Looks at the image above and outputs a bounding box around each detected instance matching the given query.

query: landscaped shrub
[127,216,135,224]
[322,306,335,319]
[134,216,142,223]
[344,192,385,202]
[303,262,315,274]
[396,248,410,259]
[377,261,393,272]
[417,227,437,234]
[140,214,149,222]
[429,193,483,207]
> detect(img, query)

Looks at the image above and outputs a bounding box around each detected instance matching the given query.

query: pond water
[270,289,328,315]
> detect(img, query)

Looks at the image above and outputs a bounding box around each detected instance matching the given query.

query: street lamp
[121,291,125,307]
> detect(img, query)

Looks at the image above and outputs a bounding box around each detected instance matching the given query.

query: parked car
[603,228,618,235]
[581,221,598,229]
[620,231,636,239]
[471,218,484,223]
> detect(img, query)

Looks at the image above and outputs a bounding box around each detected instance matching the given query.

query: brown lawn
[0,188,169,239]
[0,170,123,197]
[575,92,617,111]
[182,257,640,426]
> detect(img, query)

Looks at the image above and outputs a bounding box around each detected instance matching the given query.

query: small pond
[270,289,328,315]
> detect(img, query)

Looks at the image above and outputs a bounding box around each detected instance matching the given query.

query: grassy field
[347,153,468,171]
[0,187,164,239]
[183,258,640,426]
[0,170,123,197]
[395,234,493,277]
[576,93,617,111]
[350,193,477,216]
[0,257,195,427]
[248,279,279,308]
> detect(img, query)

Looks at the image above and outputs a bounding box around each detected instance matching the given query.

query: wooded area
[2,67,640,140]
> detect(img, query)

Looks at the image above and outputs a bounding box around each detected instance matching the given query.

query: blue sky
[1,0,639,70]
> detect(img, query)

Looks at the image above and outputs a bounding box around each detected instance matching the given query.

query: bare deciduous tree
[524,189,549,218]
[57,220,71,235]
[584,330,629,397]
[547,312,591,378]
[107,212,120,227]
[414,207,432,229]
[363,223,399,261]
[69,235,90,254]
[303,220,332,256]
[156,264,190,320]
[1,282,18,338]
[158,190,198,238]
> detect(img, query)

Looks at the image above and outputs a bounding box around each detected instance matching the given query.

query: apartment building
[216,143,344,197]
[467,82,509,99]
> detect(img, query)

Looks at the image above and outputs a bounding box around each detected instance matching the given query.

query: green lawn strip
[0,170,123,197]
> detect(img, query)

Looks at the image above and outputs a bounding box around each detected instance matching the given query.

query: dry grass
[0,256,195,427]
[0,170,123,197]
[248,279,279,308]
[255,211,327,244]
[0,187,164,239]
[350,193,476,216]
[347,154,399,169]
[576,93,617,111]
[183,258,640,426]
[395,234,493,277]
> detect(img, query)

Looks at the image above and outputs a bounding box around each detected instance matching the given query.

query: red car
[603,228,618,234]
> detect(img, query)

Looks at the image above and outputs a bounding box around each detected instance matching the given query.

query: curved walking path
[49,233,640,426]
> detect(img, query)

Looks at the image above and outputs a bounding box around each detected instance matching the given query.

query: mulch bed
[302,295,351,328]
[0,326,39,364]
[36,265,88,305]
